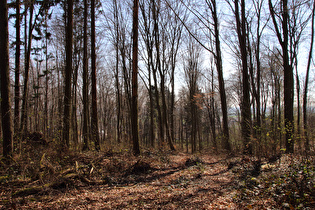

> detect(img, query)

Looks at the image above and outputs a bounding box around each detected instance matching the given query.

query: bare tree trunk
[131,0,140,155]
[0,0,13,158]
[269,0,294,153]
[168,10,183,151]
[82,0,89,151]
[185,38,200,153]
[72,56,79,149]
[115,58,121,144]
[209,0,231,152]
[139,1,155,148]
[152,0,175,151]
[44,11,50,137]
[253,0,264,154]
[210,69,217,152]
[14,0,21,135]
[113,0,121,144]
[295,61,301,150]
[303,1,315,152]
[21,1,34,135]
[281,0,294,153]
[63,0,73,149]
[91,0,100,151]
[152,0,165,149]
[148,63,155,148]
[190,88,197,153]
[235,0,252,154]
[160,75,175,151]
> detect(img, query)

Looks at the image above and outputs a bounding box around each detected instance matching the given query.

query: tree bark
[82,0,89,151]
[21,1,33,135]
[113,0,121,144]
[131,0,140,156]
[63,0,73,149]
[151,0,164,148]
[209,0,231,152]
[253,0,264,152]
[303,1,315,152]
[1,0,13,158]
[235,0,252,154]
[91,0,100,151]
[140,1,156,148]
[14,0,21,135]
[269,0,294,153]
[152,0,175,151]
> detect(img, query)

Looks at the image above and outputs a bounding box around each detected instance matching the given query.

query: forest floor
[0,142,314,209]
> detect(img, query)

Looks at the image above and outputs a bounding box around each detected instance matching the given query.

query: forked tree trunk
[269,0,294,153]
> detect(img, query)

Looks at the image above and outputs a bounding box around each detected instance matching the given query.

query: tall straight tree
[14,0,21,134]
[152,0,165,147]
[140,0,156,147]
[269,0,294,153]
[251,0,267,146]
[82,0,89,151]
[20,0,34,134]
[165,1,183,151]
[303,1,315,151]
[91,0,100,151]
[184,37,201,153]
[207,0,231,152]
[152,0,175,151]
[0,0,14,158]
[112,0,121,144]
[150,0,164,148]
[234,0,252,154]
[63,0,73,148]
[131,0,140,156]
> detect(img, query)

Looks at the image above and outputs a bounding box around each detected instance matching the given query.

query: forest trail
[1,152,240,209]
[1,150,314,209]
[38,154,238,209]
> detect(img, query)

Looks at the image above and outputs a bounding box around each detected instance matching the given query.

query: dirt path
[2,153,240,209]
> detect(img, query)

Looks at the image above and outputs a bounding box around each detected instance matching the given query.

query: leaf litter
[0,148,314,209]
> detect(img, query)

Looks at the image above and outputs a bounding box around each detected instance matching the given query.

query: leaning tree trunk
[211,0,231,152]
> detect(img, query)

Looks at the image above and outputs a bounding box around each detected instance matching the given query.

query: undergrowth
[233,155,315,209]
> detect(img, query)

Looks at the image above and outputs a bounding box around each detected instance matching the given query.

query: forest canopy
[1,0,315,157]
